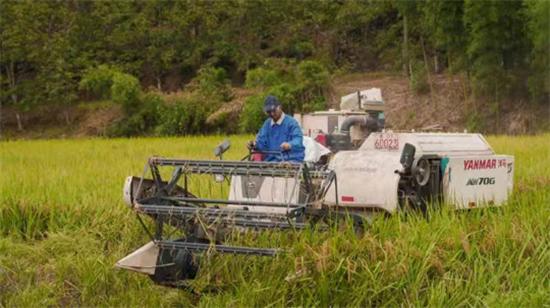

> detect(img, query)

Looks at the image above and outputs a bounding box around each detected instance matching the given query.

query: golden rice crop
[0,135,548,306]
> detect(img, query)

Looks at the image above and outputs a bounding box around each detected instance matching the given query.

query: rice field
[0,135,549,306]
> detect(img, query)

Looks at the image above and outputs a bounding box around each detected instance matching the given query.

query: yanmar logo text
[463,159,508,170]
[466,177,495,185]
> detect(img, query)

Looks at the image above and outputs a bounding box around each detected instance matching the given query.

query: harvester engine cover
[325,132,514,212]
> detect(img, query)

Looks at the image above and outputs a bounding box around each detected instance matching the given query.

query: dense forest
[1,0,548,136]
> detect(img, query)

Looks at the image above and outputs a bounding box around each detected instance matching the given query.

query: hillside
[2,0,548,139]
[330,73,549,134]
[1,73,547,139]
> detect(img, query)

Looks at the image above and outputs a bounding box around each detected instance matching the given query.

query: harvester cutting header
[117,89,514,287]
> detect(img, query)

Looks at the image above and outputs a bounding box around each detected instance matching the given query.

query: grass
[0,135,549,306]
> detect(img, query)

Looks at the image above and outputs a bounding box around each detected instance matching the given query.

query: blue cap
[263,95,281,112]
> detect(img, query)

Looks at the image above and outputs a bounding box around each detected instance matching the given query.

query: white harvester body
[324,132,514,212]
[226,132,514,214]
[228,176,300,213]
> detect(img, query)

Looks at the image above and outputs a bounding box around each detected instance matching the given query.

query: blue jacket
[255,114,305,162]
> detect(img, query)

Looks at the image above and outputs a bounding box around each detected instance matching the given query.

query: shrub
[106,92,162,137]
[239,94,266,133]
[106,65,227,137]
[79,65,116,99]
[238,60,331,132]
[155,97,210,136]
[245,67,282,88]
[294,60,329,112]
[111,72,141,112]
[188,66,231,101]
[291,41,314,59]
[107,114,147,137]
[409,61,429,94]
[79,65,141,113]
[296,60,329,89]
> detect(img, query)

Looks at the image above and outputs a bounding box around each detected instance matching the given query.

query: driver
[247,95,305,162]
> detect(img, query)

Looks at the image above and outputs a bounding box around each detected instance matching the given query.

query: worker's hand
[280,142,291,151]
[247,140,256,150]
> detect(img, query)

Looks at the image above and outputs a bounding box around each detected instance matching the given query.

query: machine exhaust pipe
[327,114,381,151]
[339,115,380,134]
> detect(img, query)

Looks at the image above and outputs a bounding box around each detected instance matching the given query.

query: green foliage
[296,60,330,88]
[111,72,141,111]
[409,61,429,94]
[106,92,161,137]
[239,94,266,133]
[239,60,329,133]
[291,41,314,60]
[0,1,79,109]
[268,83,298,111]
[154,65,231,135]
[421,0,467,72]
[294,60,329,111]
[1,0,549,132]
[104,65,229,137]
[79,65,116,99]
[155,98,210,136]
[79,66,141,113]
[464,0,530,100]
[189,66,232,101]
[526,0,550,102]
[245,68,282,89]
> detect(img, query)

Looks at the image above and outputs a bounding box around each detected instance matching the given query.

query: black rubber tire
[149,237,207,286]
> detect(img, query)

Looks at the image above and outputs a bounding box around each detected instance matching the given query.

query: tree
[422,0,466,72]
[0,1,40,129]
[465,0,530,96]
[464,0,530,132]
[395,0,420,76]
[526,0,550,103]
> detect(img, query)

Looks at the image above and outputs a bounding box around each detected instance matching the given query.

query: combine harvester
[116,89,514,287]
